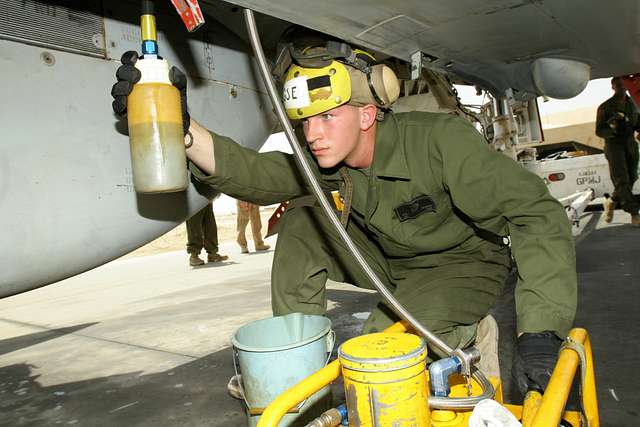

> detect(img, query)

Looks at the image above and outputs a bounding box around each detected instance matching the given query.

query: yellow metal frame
[256,325,599,427]
[525,328,599,427]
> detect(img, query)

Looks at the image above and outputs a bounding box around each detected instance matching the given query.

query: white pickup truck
[523,150,640,225]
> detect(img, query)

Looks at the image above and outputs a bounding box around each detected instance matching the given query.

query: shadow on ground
[0,290,377,427]
[0,323,97,358]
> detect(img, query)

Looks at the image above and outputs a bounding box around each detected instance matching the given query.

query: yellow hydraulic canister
[338,332,430,426]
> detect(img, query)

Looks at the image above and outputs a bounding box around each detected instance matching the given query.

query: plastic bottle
[127,58,187,193]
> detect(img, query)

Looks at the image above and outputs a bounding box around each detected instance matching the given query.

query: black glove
[110,51,190,135]
[512,331,562,395]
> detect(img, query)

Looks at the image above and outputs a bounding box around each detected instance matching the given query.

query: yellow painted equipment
[339,333,430,426]
[256,323,599,427]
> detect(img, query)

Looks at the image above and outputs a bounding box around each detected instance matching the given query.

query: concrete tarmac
[0,236,377,426]
[1,211,639,426]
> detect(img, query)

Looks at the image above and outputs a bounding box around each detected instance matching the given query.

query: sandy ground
[123,208,277,259]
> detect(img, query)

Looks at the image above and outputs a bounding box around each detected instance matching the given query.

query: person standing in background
[596,77,640,225]
[236,200,270,254]
[186,203,229,266]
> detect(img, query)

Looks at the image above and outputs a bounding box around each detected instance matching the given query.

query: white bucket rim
[231,314,332,353]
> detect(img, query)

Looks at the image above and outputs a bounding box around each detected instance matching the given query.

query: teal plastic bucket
[232,313,334,426]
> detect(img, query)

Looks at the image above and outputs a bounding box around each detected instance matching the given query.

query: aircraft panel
[0,2,277,297]
[0,0,105,57]
[219,0,640,93]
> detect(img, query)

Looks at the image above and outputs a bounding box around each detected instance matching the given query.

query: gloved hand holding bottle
[111,50,220,186]
[108,0,196,194]
[111,51,190,193]
[111,51,190,137]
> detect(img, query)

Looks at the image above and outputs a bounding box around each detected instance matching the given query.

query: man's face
[302,104,362,168]
[612,78,626,96]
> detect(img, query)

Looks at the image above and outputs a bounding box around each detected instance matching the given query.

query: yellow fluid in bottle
[127,82,187,193]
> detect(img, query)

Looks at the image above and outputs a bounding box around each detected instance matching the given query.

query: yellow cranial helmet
[283,60,352,119]
[281,42,400,120]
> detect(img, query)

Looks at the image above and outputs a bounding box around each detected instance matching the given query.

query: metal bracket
[504,87,515,105]
[559,189,595,227]
[410,51,438,80]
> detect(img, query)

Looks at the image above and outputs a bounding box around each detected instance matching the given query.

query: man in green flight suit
[596,77,640,225]
[111,36,576,394]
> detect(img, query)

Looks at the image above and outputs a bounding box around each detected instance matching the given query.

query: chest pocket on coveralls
[388,190,452,252]
[394,195,437,221]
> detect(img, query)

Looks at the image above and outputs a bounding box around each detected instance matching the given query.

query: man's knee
[362,302,480,359]
[271,268,328,316]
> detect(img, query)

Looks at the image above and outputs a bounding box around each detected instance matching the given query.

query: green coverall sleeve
[189,132,327,205]
[430,115,577,337]
[595,104,617,139]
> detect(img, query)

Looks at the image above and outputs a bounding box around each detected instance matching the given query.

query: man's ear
[359,104,378,131]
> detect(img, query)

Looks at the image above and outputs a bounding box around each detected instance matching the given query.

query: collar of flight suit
[370,112,411,180]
